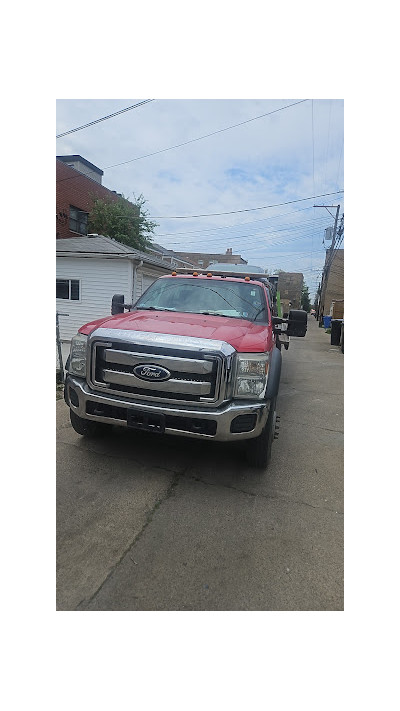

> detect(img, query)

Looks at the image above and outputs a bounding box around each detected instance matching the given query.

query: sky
[56,99,344,300]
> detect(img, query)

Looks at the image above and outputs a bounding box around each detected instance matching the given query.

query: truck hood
[79,309,272,353]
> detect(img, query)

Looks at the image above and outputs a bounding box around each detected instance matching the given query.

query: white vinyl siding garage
[56,256,132,342]
[56,236,170,371]
[134,270,161,301]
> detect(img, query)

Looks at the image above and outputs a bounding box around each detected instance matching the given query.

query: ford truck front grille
[89,339,226,405]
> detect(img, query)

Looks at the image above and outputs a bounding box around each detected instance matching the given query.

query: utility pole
[314,204,340,322]
[330,204,340,253]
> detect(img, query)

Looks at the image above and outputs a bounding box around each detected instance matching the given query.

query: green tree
[88,193,157,251]
[301,280,312,312]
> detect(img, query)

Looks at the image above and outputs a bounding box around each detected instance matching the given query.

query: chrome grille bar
[101,369,212,395]
[103,348,214,374]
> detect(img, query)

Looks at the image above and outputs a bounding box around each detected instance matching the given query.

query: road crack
[75,469,186,610]
[190,475,344,516]
[281,419,343,434]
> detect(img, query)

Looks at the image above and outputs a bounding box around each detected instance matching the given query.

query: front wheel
[69,409,109,438]
[245,397,277,469]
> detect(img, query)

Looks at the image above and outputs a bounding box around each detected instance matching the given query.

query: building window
[69,206,88,235]
[56,279,80,300]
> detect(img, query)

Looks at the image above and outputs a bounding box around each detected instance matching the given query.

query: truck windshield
[135,278,268,322]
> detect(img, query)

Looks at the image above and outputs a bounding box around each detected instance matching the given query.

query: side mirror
[111,294,125,315]
[286,309,308,337]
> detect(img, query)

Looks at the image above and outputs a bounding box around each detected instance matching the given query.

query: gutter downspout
[132,259,143,304]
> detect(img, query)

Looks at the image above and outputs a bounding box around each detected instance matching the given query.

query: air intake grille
[89,339,223,405]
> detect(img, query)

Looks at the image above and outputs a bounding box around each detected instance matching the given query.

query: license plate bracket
[127,410,165,434]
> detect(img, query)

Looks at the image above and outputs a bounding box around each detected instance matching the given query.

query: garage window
[57,279,80,300]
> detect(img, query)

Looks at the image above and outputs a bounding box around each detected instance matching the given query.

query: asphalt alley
[56,317,343,610]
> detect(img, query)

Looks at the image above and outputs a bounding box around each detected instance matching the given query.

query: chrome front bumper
[65,375,269,442]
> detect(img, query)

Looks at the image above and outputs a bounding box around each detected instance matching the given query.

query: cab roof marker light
[207,273,212,277]
[171,271,177,276]
[193,271,198,276]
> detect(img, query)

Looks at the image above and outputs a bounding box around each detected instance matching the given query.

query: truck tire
[245,397,277,469]
[69,409,108,438]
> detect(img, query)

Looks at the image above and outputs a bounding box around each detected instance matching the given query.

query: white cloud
[56,99,344,298]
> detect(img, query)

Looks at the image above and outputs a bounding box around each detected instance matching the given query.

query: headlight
[235,353,269,398]
[69,333,88,378]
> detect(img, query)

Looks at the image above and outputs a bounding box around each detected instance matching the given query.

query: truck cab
[64,268,307,468]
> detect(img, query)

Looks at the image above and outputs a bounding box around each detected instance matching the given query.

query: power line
[121,190,344,220]
[56,99,310,185]
[104,100,309,169]
[155,206,317,238]
[311,100,315,196]
[311,100,316,284]
[77,190,342,223]
[316,214,344,317]
[163,220,332,251]
[221,228,331,255]
[56,100,155,139]
[325,215,344,271]
[238,233,326,253]
[161,214,330,244]
[323,100,333,192]
[336,140,344,189]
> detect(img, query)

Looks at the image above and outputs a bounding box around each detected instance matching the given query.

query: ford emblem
[133,364,171,382]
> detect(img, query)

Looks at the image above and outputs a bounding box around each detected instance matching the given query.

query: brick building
[319,249,344,318]
[277,272,304,314]
[56,156,121,240]
[171,247,247,269]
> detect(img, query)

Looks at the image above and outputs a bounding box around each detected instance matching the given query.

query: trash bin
[331,318,343,346]
[323,315,332,329]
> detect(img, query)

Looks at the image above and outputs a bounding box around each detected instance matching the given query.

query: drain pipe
[132,259,143,305]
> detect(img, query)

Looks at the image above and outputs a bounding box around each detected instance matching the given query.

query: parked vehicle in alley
[64,268,307,468]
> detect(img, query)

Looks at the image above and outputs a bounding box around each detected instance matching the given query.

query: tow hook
[274,415,280,440]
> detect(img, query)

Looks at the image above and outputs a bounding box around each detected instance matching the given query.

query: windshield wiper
[197,311,232,317]
[136,306,177,312]
[252,307,267,321]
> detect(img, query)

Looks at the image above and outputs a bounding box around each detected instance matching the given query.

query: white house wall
[56,257,169,371]
[56,256,132,343]
[134,267,166,302]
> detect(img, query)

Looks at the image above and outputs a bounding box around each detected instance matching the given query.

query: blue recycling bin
[323,315,332,329]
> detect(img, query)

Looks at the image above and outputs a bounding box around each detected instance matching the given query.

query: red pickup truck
[64,269,307,468]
